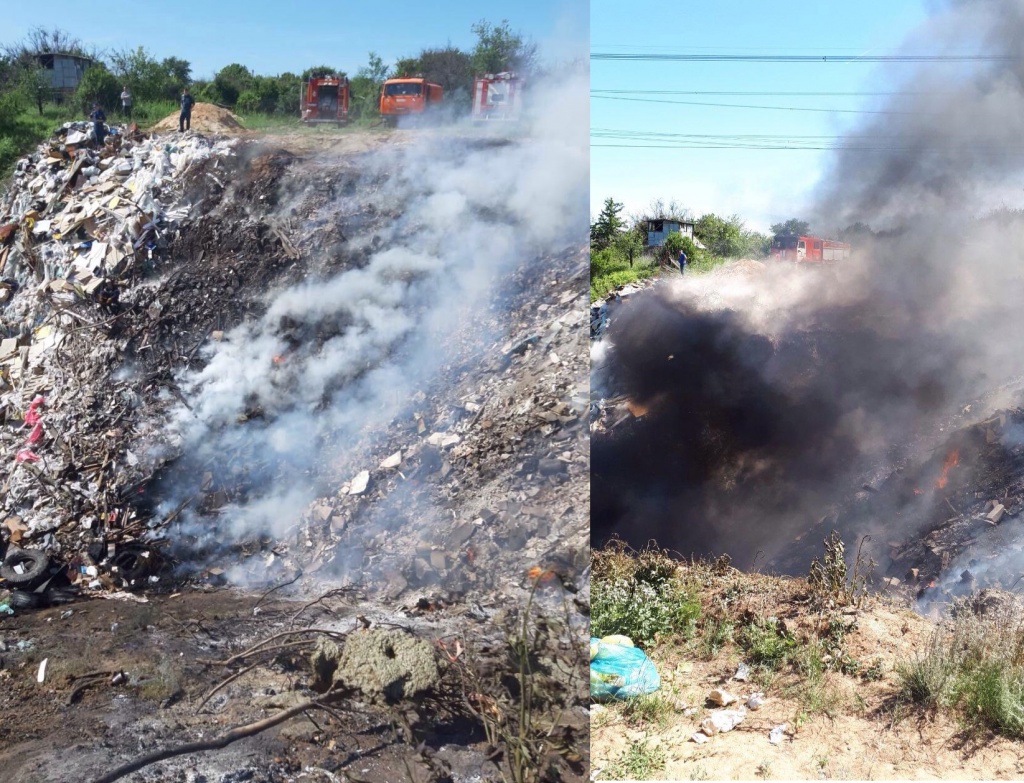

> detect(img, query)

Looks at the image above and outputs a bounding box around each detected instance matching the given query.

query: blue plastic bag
[590,636,660,700]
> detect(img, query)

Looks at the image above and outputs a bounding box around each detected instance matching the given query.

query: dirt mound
[150,101,245,134]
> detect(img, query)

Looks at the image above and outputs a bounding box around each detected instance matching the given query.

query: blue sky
[592,0,939,232]
[4,0,587,81]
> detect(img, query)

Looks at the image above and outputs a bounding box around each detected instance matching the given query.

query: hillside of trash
[0,105,589,782]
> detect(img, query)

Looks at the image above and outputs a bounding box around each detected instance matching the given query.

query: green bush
[74,66,121,114]
[741,618,797,670]
[897,603,1024,738]
[591,552,700,647]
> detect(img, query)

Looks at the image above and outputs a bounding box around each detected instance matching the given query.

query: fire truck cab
[770,234,851,263]
[471,72,523,122]
[379,77,443,126]
[301,75,350,125]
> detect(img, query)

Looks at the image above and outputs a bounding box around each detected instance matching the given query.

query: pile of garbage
[0,120,238,609]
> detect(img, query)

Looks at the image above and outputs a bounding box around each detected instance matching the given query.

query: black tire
[0,548,49,587]
[7,590,44,611]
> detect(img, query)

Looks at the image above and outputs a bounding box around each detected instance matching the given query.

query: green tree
[392,57,421,77]
[17,65,51,115]
[770,218,810,237]
[349,52,389,120]
[210,63,254,106]
[612,229,644,268]
[301,65,344,80]
[274,72,303,116]
[74,65,120,113]
[110,47,170,101]
[418,46,473,100]
[591,197,625,250]
[470,19,537,75]
[237,75,280,114]
[695,213,745,257]
[838,222,874,241]
[162,57,192,93]
[663,231,701,267]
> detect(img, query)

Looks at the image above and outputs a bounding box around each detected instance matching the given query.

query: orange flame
[936,448,959,489]
[527,565,556,582]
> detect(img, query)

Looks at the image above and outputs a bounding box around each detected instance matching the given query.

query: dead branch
[254,569,304,610]
[197,627,347,667]
[289,587,354,624]
[194,660,261,713]
[91,694,334,783]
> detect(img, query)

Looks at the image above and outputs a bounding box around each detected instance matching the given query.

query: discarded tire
[6,590,44,611]
[0,548,50,587]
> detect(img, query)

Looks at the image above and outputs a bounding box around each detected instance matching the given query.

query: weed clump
[897,598,1024,737]
[591,542,700,647]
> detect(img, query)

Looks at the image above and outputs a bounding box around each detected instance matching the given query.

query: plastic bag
[590,636,660,700]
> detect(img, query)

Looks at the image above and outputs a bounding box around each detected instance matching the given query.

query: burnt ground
[0,129,589,782]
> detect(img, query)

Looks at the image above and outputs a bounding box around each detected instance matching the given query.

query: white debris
[690,732,710,744]
[380,451,402,469]
[701,708,746,735]
[37,658,49,683]
[746,691,765,710]
[708,688,738,706]
[734,662,750,681]
[348,470,371,495]
[769,724,787,745]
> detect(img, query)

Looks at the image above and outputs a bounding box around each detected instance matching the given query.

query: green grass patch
[897,602,1024,738]
[591,542,700,648]
[601,738,666,780]
[741,618,797,670]
[590,245,659,301]
[621,692,673,727]
[0,103,77,176]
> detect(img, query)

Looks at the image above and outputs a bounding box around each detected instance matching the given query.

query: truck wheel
[0,548,50,587]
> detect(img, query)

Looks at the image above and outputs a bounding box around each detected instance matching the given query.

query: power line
[591,129,1024,152]
[591,89,952,97]
[592,94,929,115]
[591,52,1015,62]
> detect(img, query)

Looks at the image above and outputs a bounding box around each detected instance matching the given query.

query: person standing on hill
[89,103,107,147]
[678,248,688,275]
[120,86,132,120]
[179,87,195,132]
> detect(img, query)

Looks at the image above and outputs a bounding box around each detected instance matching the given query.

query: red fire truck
[471,72,523,122]
[301,75,350,125]
[769,234,851,263]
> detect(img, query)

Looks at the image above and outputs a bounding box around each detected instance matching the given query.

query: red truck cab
[379,77,443,126]
[770,234,850,263]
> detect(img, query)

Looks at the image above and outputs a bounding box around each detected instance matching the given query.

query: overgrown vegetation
[897,602,1024,738]
[454,576,587,783]
[589,196,771,301]
[807,531,874,610]
[599,738,666,781]
[591,541,701,648]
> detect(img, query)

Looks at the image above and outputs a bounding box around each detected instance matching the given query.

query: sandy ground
[591,566,1024,781]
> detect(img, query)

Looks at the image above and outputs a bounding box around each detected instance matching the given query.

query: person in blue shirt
[179,87,195,132]
[89,103,107,147]
[678,249,687,274]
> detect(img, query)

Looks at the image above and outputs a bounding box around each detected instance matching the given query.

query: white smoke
[167,69,588,548]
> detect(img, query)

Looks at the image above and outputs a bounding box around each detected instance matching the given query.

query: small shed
[646,219,694,247]
[35,52,94,93]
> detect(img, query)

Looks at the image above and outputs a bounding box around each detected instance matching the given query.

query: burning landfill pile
[592,0,1024,615]
[0,76,590,779]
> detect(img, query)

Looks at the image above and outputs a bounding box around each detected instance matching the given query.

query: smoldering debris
[593,0,1024,580]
